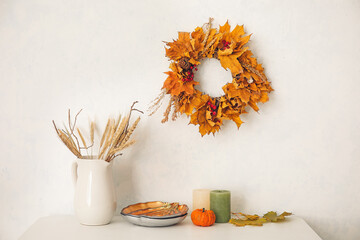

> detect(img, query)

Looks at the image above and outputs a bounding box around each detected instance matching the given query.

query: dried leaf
[219,21,231,33]
[234,212,260,221]
[229,218,267,227]
[218,47,248,75]
[263,211,292,222]
[230,211,292,227]
[230,25,245,42]
[162,71,199,96]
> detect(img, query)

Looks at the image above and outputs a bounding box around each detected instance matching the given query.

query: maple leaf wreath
[150,18,273,136]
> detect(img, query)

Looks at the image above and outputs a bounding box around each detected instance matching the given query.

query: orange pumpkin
[191,208,216,227]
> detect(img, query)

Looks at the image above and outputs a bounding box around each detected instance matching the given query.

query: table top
[19,215,322,240]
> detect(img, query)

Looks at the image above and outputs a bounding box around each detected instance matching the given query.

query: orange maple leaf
[178,90,203,116]
[222,83,251,103]
[219,46,248,74]
[189,95,223,136]
[166,31,203,65]
[162,71,199,96]
[165,32,193,61]
[219,96,245,128]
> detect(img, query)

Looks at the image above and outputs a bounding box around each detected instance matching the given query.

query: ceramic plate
[121,201,188,227]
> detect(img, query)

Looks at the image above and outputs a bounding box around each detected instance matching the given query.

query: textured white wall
[1,0,360,239]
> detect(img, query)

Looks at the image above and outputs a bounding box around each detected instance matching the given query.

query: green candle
[210,190,231,223]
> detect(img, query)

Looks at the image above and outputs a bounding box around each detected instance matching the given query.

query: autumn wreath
[150,19,273,136]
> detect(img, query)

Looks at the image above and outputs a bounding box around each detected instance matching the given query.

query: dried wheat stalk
[52,102,143,162]
[161,96,174,123]
[241,62,268,82]
[202,17,214,46]
[148,89,166,116]
[171,96,180,121]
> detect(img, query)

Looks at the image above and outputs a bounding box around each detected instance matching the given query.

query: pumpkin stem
[202,208,205,212]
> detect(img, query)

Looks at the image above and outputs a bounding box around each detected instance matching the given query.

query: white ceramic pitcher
[72,158,116,225]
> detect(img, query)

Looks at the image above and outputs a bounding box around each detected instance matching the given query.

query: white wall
[1,0,359,239]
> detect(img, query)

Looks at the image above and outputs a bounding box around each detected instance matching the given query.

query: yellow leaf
[259,92,269,103]
[231,115,243,128]
[191,27,205,42]
[263,211,292,222]
[169,62,182,73]
[249,83,258,91]
[165,32,195,61]
[230,25,245,42]
[248,100,259,112]
[199,123,208,136]
[189,58,200,65]
[179,91,203,116]
[238,35,251,48]
[239,213,260,221]
[162,72,199,96]
[218,47,233,56]
[239,89,250,103]
[219,54,243,75]
[190,112,198,125]
[218,47,248,75]
[222,83,250,103]
[229,218,267,227]
[219,21,230,33]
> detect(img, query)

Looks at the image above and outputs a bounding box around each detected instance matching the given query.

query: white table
[19,215,322,240]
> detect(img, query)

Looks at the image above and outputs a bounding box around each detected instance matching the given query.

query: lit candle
[192,189,211,210]
[210,190,231,223]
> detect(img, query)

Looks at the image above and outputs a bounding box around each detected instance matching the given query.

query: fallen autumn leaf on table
[263,211,293,222]
[229,211,293,227]
[229,218,267,227]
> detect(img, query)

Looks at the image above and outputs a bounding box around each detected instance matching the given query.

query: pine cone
[178,58,191,70]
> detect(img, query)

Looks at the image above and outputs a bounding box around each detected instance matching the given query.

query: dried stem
[201,36,219,56]
[241,62,267,82]
[77,128,87,149]
[68,109,82,151]
[120,117,140,147]
[202,17,213,46]
[172,96,180,121]
[90,121,95,144]
[161,96,174,123]
[100,119,110,148]
[148,89,166,116]
[53,103,142,162]
[52,120,59,134]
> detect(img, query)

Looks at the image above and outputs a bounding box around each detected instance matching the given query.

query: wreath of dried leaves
[149,18,273,136]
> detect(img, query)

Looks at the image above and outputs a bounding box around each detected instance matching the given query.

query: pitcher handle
[71,161,78,187]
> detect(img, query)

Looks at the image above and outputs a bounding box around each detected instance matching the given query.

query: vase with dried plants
[52,102,142,225]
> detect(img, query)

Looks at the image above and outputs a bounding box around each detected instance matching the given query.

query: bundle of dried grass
[53,102,143,162]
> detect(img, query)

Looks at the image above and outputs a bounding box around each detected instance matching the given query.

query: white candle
[192,189,211,210]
